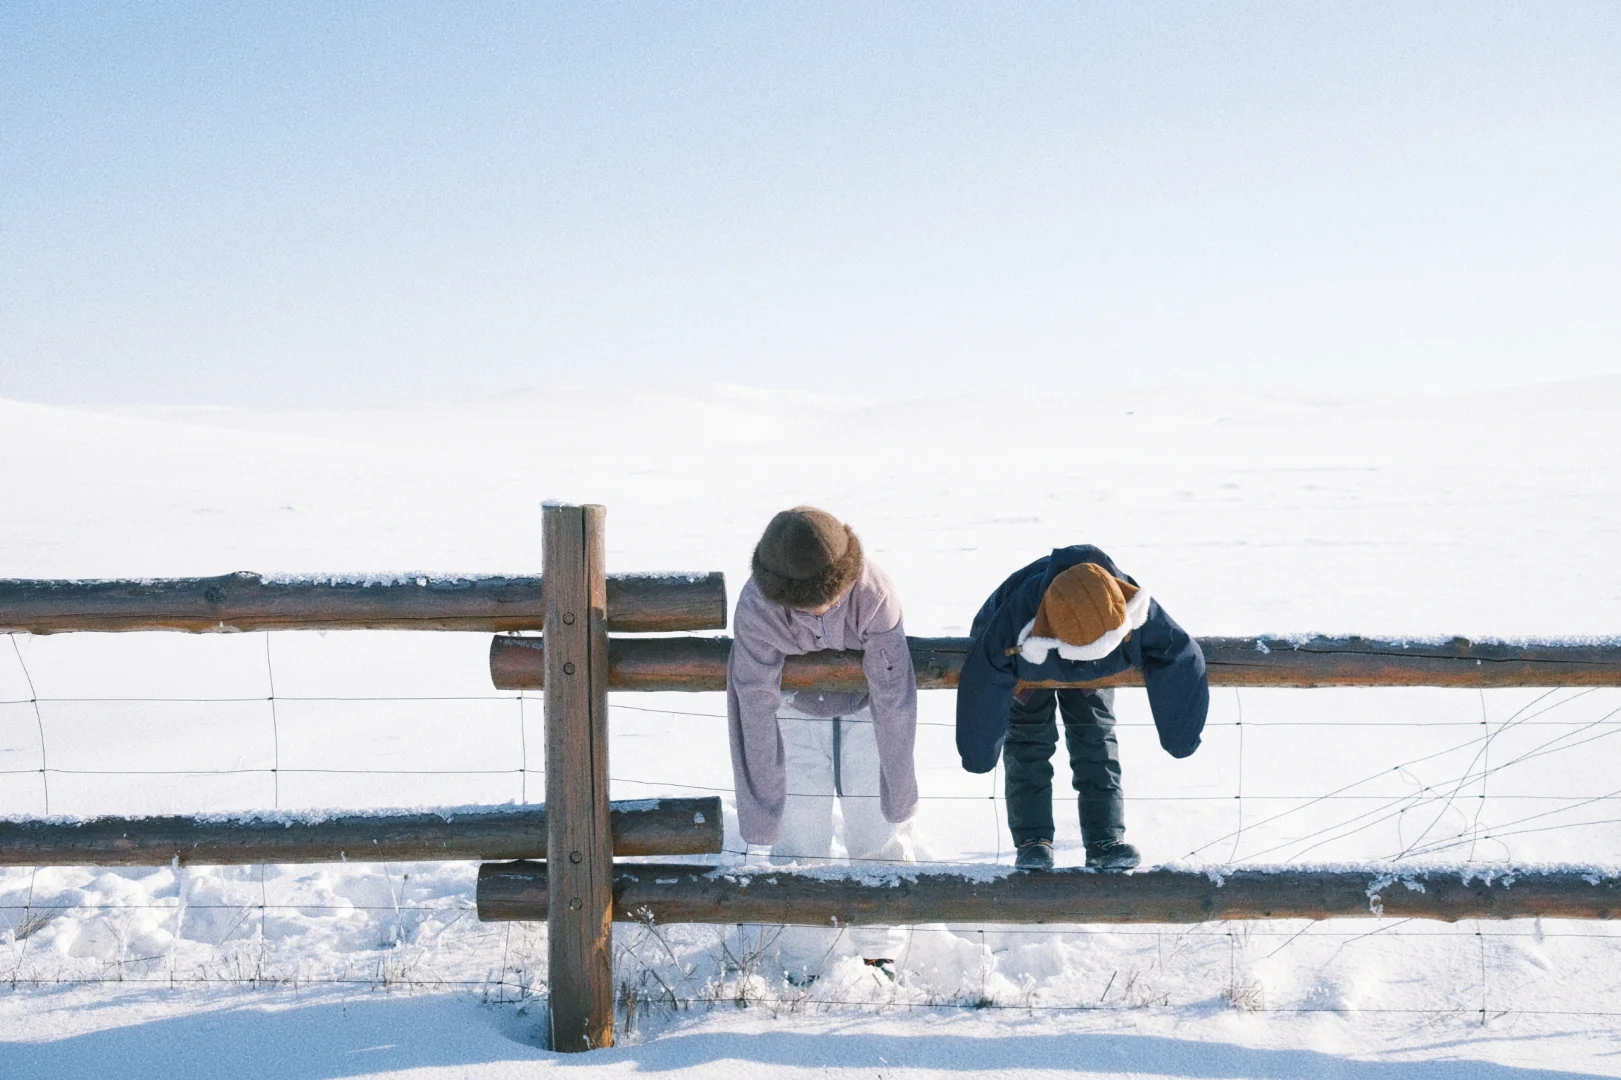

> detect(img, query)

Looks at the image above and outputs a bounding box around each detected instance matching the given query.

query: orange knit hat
[1030,563,1141,647]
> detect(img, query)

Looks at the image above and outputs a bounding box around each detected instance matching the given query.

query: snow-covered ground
[2,379,1620,1077]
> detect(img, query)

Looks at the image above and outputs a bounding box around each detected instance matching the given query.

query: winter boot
[1014,838,1054,870]
[1085,839,1140,872]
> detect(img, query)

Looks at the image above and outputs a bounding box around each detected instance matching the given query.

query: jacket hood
[1036,546,1129,591]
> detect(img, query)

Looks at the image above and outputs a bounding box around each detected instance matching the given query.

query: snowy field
[2,378,1620,1078]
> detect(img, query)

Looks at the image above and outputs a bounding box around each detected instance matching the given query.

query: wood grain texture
[0,797,722,867]
[0,571,725,633]
[542,504,615,1052]
[490,634,1621,692]
[478,862,1621,925]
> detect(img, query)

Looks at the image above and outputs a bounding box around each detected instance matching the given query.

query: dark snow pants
[1003,687,1124,847]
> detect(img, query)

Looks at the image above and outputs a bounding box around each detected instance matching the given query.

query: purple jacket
[726,560,919,845]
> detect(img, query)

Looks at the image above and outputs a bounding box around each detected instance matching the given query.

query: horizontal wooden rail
[490,634,1621,691]
[0,571,725,634]
[478,862,1621,925]
[0,797,720,867]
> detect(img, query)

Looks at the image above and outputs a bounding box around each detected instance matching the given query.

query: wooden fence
[491,632,1621,691]
[5,500,1621,1051]
[0,798,720,867]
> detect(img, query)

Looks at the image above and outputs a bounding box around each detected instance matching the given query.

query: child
[956,545,1208,870]
[727,506,918,865]
[727,506,918,980]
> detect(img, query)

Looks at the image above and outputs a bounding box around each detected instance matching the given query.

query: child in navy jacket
[955,545,1208,870]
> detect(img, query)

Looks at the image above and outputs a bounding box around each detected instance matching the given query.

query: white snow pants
[770,705,913,865]
[768,705,912,974]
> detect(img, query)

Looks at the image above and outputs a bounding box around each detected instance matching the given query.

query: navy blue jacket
[955,546,1208,773]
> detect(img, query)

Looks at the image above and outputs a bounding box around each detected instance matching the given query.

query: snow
[2,378,1621,1075]
[1,804,542,827]
[612,571,715,583]
[702,862,1021,886]
[257,572,510,587]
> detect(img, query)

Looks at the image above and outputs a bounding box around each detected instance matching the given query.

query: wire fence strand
[5,664,1621,1011]
[7,634,50,816]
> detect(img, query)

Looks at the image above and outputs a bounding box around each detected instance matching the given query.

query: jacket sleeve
[854,568,919,824]
[726,595,789,846]
[955,598,1022,774]
[862,622,919,823]
[1136,600,1208,758]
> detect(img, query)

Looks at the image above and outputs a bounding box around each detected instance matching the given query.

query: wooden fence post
[542,503,614,1051]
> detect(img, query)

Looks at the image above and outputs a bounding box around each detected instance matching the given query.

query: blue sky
[2,3,1618,407]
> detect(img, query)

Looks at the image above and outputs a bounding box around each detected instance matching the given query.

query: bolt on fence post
[542,503,614,1051]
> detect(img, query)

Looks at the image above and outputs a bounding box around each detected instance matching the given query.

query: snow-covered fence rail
[0,570,725,634]
[0,797,720,867]
[489,632,1621,691]
[477,862,1621,925]
[0,502,715,1051]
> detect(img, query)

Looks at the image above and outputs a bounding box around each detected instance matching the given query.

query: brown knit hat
[751,506,864,609]
[1031,563,1140,647]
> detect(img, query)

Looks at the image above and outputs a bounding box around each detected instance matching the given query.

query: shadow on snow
[0,992,1611,1080]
